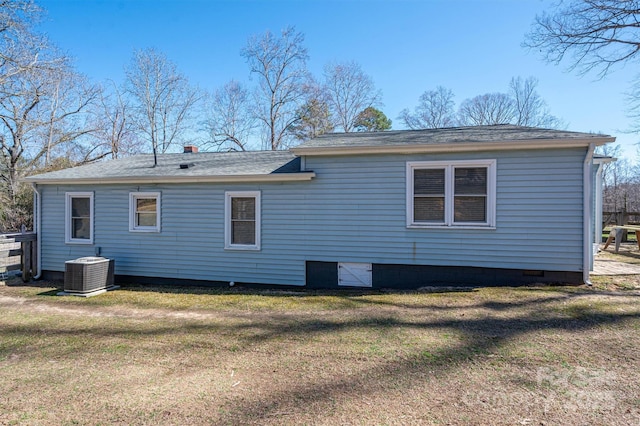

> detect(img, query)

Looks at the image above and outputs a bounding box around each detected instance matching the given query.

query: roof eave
[290,137,616,156]
[24,172,316,185]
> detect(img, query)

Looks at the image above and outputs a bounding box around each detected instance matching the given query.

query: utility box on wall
[64,257,114,294]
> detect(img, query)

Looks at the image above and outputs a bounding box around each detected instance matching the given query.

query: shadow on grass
[2,285,639,423]
[30,282,482,310]
[5,278,61,289]
[211,302,640,423]
[27,282,638,316]
[36,289,62,296]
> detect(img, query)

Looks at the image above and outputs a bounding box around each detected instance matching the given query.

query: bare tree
[323,61,381,133]
[457,93,516,126]
[0,63,42,205]
[399,78,561,130]
[0,1,111,231]
[203,80,256,152]
[39,68,101,165]
[0,0,98,207]
[596,144,635,214]
[125,48,200,165]
[0,0,92,230]
[241,26,309,150]
[0,56,98,203]
[524,0,640,78]
[524,1,640,130]
[89,80,138,160]
[398,86,457,129]
[289,98,334,141]
[288,81,334,142]
[509,76,562,128]
[0,0,44,87]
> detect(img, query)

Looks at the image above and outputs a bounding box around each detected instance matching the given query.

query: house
[24,125,615,289]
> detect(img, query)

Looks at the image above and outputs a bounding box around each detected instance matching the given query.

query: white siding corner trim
[406,159,497,229]
[129,192,161,233]
[65,192,94,244]
[224,191,261,251]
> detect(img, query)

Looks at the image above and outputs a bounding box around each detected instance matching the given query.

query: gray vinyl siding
[38,147,587,286]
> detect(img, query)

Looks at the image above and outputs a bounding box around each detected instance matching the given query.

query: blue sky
[37,0,637,156]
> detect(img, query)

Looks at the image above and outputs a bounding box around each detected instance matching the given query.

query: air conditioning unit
[64,257,114,293]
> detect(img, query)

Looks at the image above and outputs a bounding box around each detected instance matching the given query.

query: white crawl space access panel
[338,262,372,287]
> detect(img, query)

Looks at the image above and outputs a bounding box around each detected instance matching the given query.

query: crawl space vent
[338,262,372,287]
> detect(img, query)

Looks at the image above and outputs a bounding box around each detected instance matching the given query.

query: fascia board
[24,172,316,185]
[290,137,616,156]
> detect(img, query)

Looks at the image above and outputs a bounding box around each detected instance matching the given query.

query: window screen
[454,167,487,223]
[71,197,91,239]
[413,168,445,222]
[231,197,256,245]
[407,160,495,228]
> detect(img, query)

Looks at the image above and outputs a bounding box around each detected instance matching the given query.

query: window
[129,192,161,232]
[407,160,496,228]
[65,192,94,244]
[225,191,261,250]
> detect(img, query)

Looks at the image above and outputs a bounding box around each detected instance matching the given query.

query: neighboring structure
[25,125,614,288]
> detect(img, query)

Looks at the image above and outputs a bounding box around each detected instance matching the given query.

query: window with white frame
[407,160,496,228]
[225,191,261,250]
[129,192,161,232]
[65,192,94,244]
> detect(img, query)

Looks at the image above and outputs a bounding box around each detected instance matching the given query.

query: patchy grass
[0,280,639,425]
[599,243,640,265]
[591,273,640,291]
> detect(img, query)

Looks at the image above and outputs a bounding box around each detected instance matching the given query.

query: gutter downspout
[31,183,42,279]
[594,162,605,252]
[583,144,595,286]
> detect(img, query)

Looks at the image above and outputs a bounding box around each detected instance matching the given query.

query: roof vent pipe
[183,145,198,153]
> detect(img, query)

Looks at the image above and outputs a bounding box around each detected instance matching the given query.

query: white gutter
[24,171,316,185]
[595,164,604,252]
[592,158,614,256]
[291,137,615,156]
[583,144,595,286]
[31,183,42,280]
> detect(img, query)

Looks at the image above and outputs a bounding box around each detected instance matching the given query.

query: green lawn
[1,280,639,425]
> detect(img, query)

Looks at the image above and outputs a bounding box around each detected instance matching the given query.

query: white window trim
[406,159,496,229]
[224,191,261,250]
[65,192,94,244]
[129,192,161,233]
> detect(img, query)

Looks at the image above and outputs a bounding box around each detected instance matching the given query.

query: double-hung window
[129,192,161,232]
[65,192,94,244]
[407,160,496,228]
[225,191,261,250]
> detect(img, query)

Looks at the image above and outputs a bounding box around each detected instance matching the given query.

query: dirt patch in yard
[0,281,639,425]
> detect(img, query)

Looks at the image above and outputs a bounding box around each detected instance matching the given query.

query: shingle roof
[294,124,611,150]
[25,151,308,183]
[25,125,615,184]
